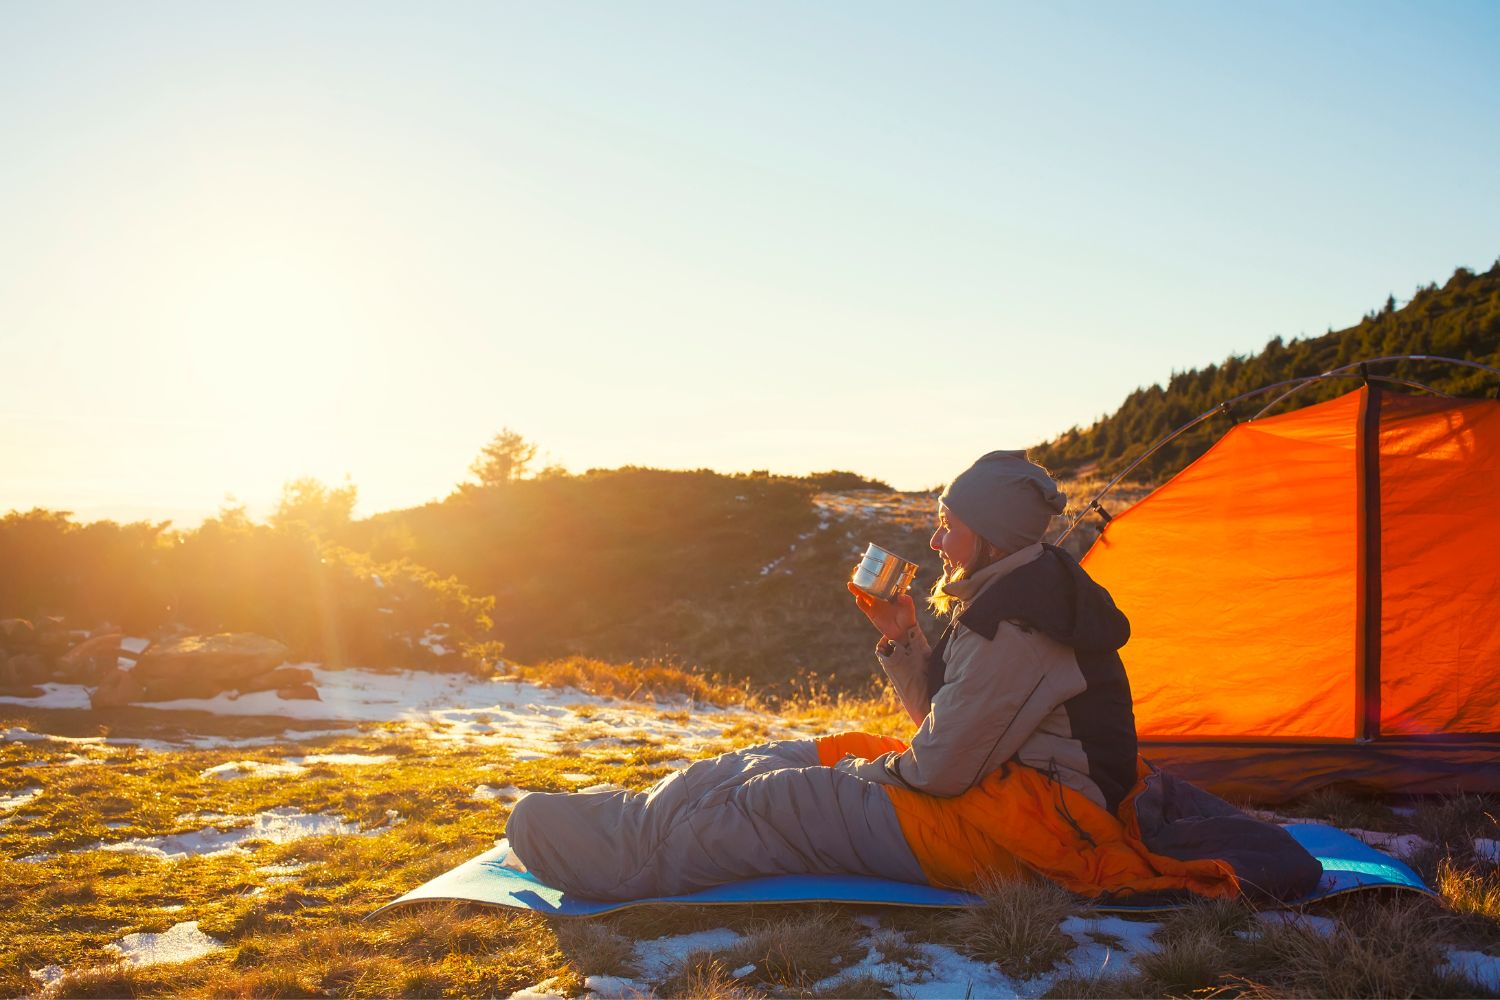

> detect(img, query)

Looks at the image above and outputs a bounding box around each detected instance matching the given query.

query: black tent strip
[1354,385,1383,742]
[1054,354,1500,546]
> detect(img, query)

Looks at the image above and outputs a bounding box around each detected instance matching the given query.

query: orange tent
[1081,384,1500,801]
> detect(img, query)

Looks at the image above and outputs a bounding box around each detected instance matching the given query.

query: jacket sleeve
[838,622,1087,798]
[875,625,932,728]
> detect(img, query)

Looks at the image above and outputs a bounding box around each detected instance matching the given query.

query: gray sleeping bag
[504,739,926,901]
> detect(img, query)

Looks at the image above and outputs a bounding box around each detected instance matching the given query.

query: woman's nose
[929,528,943,551]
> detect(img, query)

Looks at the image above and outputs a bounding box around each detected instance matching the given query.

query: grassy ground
[3,659,1498,999]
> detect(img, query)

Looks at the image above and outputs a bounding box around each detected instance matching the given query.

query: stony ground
[2,660,1499,999]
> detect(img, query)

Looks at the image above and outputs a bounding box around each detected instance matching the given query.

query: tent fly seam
[1355,385,1383,742]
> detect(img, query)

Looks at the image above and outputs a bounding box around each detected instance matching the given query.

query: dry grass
[718,913,866,991]
[778,678,913,741]
[655,952,762,999]
[507,654,758,709]
[1282,786,1402,831]
[7,655,1500,999]
[1233,898,1476,998]
[940,872,1079,978]
[1439,858,1500,922]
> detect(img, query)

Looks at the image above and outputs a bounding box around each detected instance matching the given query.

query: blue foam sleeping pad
[369,823,1432,918]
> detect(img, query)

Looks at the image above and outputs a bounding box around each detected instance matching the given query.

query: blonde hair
[927,537,1008,617]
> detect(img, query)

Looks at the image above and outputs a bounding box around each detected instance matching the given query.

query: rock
[4,653,51,685]
[57,634,124,684]
[0,656,48,694]
[235,666,315,695]
[0,619,36,646]
[127,633,290,702]
[91,668,145,709]
[35,629,70,655]
[276,684,321,701]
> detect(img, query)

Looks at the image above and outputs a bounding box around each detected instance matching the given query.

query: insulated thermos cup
[850,543,919,602]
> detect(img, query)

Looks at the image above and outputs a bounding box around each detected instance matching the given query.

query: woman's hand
[847,581,918,641]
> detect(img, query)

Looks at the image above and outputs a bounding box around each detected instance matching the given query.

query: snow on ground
[106,921,224,967]
[1,667,786,755]
[1057,914,1161,980]
[632,928,748,980]
[580,974,640,999]
[1255,910,1339,937]
[0,683,92,710]
[1475,837,1500,863]
[508,975,567,999]
[199,760,306,780]
[88,807,372,860]
[28,964,66,989]
[2,727,56,743]
[1346,828,1430,859]
[472,784,527,802]
[1,785,43,810]
[199,752,396,780]
[1446,949,1500,994]
[815,914,1161,998]
[299,752,395,766]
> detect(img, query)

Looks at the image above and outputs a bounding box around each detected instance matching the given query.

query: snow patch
[91,808,364,860]
[1346,828,1430,859]
[106,921,224,967]
[1445,949,1500,994]
[581,974,645,998]
[509,974,567,999]
[1057,915,1161,981]
[0,684,93,710]
[418,630,451,657]
[297,752,395,767]
[0,785,42,811]
[199,760,306,780]
[28,964,65,988]
[472,784,527,802]
[203,752,397,778]
[633,928,747,980]
[1474,837,1500,863]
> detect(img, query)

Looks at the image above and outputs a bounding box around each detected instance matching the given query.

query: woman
[505,452,1316,903]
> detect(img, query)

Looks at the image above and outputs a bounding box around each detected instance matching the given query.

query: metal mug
[850,543,919,602]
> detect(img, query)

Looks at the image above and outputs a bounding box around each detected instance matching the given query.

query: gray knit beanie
[940,450,1067,552]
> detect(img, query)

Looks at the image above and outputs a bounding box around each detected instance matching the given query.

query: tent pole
[1355,384,1384,742]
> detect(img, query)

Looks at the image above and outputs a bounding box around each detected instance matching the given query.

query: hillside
[1032,261,1500,483]
[0,471,1147,701]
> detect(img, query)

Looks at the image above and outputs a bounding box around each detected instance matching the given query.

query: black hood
[957,544,1130,652]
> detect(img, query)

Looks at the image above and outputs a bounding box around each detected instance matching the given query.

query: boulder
[57,633,124,685]
[35,627,71,654]
[0,619,35,646]
[4,653,51,685]
[235,666,316,695]
[91,668,145,709]
[128,633,290,702]
[276,683,321,701]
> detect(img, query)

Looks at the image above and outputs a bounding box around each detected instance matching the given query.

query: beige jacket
[836,542,1137,810]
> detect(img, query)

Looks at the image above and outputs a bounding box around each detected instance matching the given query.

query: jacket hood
[957,544,1130,652]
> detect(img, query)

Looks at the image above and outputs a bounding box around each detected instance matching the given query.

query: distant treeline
[0,466,890,678]
[1031,261,1500,483]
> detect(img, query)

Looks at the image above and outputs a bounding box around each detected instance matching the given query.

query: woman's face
[930,502,981,576]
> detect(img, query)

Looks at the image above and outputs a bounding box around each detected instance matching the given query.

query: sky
[2,1,1498,527]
